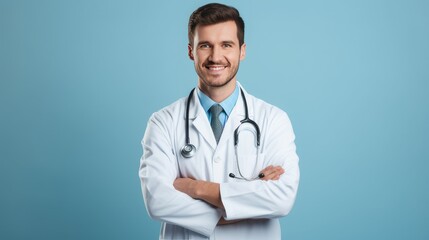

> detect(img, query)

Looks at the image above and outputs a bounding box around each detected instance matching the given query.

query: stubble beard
[196,61,240,89]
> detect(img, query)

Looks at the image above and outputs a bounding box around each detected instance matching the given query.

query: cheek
[195,53,207,64]
[228,51,242,61]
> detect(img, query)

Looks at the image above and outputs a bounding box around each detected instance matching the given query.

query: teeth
[208,66,225,70]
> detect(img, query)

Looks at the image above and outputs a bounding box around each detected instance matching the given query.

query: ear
[240,43,246,61]
[188,44,194,61]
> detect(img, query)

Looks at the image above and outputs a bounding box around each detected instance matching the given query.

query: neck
[198,79,237,103]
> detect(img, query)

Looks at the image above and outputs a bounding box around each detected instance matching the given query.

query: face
[189,21,246,90]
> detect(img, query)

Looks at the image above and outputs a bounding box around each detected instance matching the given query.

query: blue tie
[210,104,224,143]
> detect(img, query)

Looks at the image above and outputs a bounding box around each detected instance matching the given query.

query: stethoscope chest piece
[181,143,196,158]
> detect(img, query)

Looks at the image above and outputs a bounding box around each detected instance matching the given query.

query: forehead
[194,20,238,43]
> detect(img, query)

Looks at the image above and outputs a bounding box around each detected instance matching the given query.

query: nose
[208,46,223,63]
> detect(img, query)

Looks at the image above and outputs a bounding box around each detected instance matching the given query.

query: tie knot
[209,104,223,116]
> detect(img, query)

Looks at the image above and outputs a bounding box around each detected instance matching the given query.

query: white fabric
[139,84,300,240]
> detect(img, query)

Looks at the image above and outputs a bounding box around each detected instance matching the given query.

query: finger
[262,166,282,177]
[259,165,281,175]
[262,170,280,180]
[259,165,274,176]
[271,169,284,180]
[257,166,268,178]
[259,166,276,179]
[271,176,280,181]
[261,165,273,172]
[260,166,285,180]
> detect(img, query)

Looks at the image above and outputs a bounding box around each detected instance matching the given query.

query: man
[140,3,300,239]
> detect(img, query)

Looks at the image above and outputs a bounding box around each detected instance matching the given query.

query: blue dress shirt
[197,85,239,127]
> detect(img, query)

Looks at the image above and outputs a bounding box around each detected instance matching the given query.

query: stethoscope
[180,87,265,181]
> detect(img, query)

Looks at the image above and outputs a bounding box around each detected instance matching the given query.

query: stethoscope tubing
[180,87,262,181]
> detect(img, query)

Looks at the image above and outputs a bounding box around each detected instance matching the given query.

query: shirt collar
[196,85,239,117]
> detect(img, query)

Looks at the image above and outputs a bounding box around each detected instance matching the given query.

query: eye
[223,43,232,48]
[199,44,211,49]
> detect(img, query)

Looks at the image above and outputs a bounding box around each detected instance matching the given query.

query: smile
[205,65,226,71]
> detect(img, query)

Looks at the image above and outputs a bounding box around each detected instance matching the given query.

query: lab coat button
[214,157,221,163]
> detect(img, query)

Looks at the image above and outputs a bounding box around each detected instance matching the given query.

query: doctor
[140,3,300,239]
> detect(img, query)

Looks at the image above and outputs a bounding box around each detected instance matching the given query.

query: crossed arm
[142,110,299,235]
[173,165,285,224]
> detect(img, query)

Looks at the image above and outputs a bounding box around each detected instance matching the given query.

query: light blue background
[1,0,428,239]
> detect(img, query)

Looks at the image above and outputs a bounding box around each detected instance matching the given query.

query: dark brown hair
[188,3,245,46]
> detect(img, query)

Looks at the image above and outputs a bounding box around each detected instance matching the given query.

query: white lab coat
[139,84,300,240]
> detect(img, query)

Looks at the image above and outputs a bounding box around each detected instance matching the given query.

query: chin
[205,77,234,88]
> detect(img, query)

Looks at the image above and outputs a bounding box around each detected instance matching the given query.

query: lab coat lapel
[187,90,217,150]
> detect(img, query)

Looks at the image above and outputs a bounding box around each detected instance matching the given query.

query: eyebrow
[197,41,211,46]
[197,40,236,46]
[221,41,235,45]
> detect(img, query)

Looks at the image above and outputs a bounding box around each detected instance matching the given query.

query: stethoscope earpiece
[181,144,196,158]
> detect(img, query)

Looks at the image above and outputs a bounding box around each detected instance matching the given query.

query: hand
[218,217,242,225]
[259,165,285,181]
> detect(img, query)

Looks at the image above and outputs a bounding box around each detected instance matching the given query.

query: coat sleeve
[220,109,300,220]
[139,112,222,236]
